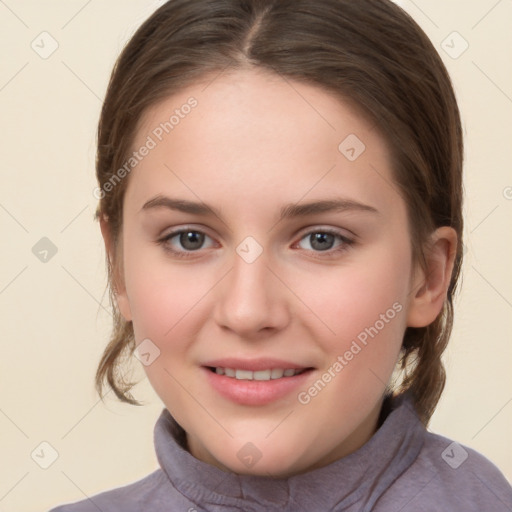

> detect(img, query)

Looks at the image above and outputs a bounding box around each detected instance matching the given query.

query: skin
[101,68,457,477]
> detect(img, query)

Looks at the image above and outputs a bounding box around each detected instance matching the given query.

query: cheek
[290,255,409,416]
[123,243,208,342]
[295,248,410,364]
[122,248,212,406]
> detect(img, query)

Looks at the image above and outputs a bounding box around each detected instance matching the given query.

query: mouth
[206,366,309,380]
[201,359,315,406]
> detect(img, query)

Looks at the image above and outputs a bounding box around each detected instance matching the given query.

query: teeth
[235,369,253,380]
[213,367,304,381]
[254,370,271,381]
[271,368,284,379]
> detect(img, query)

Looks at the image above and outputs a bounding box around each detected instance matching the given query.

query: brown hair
[95,0,463,425]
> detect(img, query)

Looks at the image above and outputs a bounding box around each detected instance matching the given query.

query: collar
[154,393,425,511]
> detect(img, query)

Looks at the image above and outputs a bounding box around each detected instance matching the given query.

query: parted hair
[94,0,463,426]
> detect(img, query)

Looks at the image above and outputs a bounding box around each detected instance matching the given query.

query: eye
[296,229,354,255]
[158,228,216,257]
[157,226,354,259]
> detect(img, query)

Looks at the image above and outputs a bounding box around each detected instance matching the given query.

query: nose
[212,248,291,338]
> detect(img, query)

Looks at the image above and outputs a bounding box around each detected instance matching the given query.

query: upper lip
[202,358,313,371]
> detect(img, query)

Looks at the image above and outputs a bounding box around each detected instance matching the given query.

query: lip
[202,357,311,372]
[201,358,315,406]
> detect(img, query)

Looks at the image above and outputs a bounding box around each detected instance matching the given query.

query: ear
[99,215,133,322]
[406,226,458,328]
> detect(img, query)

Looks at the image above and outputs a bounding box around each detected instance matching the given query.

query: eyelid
[159,224,215,239]
[159,219,230,246]
[159,225,353,243]
[294,224,356,241]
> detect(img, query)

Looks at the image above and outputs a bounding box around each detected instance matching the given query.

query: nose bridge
[213,243,289,335]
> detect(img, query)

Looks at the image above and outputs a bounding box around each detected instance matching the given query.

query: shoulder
[47,469,190,511]
[382,430,512,511]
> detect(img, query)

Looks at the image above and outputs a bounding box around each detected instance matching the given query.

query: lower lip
[202,367,314,406]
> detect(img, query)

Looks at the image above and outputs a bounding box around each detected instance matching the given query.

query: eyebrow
[140,195,379,221]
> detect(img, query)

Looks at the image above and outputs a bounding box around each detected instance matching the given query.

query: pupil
[180,231,204,250]
[311,233,334,251]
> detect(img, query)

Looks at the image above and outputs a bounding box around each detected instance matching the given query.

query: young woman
[51,0,512,510]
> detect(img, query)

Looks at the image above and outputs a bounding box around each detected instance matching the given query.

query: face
[113,68,422,477]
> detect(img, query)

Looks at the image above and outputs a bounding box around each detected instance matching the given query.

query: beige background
[0,1,511,510]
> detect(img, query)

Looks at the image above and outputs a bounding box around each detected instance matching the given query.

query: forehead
[135,67,382,154]
[126,68,399,216]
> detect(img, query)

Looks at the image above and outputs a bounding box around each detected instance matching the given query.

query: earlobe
[99,215,133,322]
[406,227,458,328]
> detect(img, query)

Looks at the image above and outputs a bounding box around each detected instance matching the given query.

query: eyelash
[157,226,355,260]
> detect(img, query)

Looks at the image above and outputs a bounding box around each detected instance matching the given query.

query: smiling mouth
[206,366,311,381]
